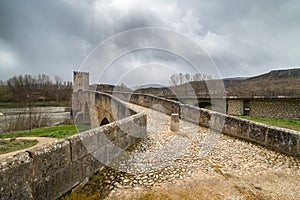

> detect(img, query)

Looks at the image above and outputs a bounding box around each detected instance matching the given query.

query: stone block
[0,152,33,200]
[248,122,268,144]
[223,117,250,139]
[81,154,103,178]
[180,104,200,124]
[28,139,71,181]
[199,109,211,127]
[32,160,84,200]
[267,128,299,155]
[170,113,180,131]
[68,134,88,162]
[210,112,226,133]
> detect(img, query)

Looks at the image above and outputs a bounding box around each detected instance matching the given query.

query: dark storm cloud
[0,0,299,83]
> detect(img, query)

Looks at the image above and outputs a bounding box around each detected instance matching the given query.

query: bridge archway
[195,102,212,109]
[100,118,110,126]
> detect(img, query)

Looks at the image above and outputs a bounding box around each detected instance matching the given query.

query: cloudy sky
[0,0,299,86]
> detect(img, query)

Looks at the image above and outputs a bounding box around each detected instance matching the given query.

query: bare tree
[184,73,190,83]
[170,74,178,86]
[170,72,214,86]
[7,75,27,104]
[54,76,63,101]
[192,73,202,81]
[37,74,52,101]
[178,73,184,85]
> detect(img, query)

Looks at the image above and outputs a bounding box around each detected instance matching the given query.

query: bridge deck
[75,103,300,199]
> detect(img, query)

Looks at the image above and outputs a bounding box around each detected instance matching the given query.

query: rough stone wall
[227,99,244,116]
[249,99,300,120]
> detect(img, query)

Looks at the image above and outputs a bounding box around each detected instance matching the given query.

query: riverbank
[0,101,69,108]
[0,106,72,133]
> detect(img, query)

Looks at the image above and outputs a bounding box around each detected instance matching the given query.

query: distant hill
[134,68,300,97]
[129,83,166,90]
[232,68,300,96]
[248,68,300,80]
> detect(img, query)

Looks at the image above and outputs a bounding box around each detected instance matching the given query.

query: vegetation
[62,167,267,200]
[170,72,213,86]
[239,116,300,132]
[0,84,12,102]
[61,167,119,200]
[0,139,38,154]
[0,124,77,139]
[0,74,72,103]
[0,101,69,108]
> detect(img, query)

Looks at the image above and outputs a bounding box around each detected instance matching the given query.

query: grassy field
[239,116,300,132]
[0,101,69,108]
[0,139,38,154]
[0,124,78,139]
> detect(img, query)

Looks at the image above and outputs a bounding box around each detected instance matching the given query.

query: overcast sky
[0,0,299,85]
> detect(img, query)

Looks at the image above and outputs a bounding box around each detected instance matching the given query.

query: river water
[0,107,71,133]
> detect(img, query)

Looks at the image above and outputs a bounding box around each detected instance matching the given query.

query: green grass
[239,116,300,132]
[0,124,78,139]
[76,124,91,133]
[0,139,38,154]
[0,101,69,108]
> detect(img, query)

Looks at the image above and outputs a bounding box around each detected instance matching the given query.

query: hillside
[134,68,300,97]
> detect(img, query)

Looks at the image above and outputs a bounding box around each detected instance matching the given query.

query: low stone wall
[112,92,181,115]
[0,93,147,200]
[110,91,300,157]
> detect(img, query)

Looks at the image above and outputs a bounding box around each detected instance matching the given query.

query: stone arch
[195,102,212,109]
[100,118,110,126]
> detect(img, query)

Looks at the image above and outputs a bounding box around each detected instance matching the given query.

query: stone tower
[73,71,89,92]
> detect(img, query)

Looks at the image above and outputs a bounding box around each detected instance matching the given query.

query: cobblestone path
[70,104,300,199]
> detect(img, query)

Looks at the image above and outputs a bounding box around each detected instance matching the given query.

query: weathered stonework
[227,98,300,120]
[227,99,244,116]
[249,99,300,120]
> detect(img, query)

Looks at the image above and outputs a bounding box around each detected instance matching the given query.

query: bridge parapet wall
[0,92,147,200]
[110,91,300,157]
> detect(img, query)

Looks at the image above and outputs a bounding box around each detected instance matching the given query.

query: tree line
[0,74,72,103]
[170,72,213,86]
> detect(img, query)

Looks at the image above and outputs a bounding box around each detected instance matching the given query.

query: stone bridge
[1,71,300,199]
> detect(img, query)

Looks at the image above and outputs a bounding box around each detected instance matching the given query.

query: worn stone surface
[28,139,71,181]
[227,99,244,116]
[101,103,300,200]
[0,152,33,200]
